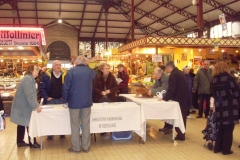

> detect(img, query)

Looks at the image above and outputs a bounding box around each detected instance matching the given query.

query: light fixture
[24,61,28,63]
[58,19,62,23]
[222,50,224,52]
[0,48,3,50]
[184,49,187,52]
[0,59,3,62]
[32,60,35,62]
[17,60,20,62]
[17,46,24,50]
[212,49,215,52]
[236,50,239,53]
[23,59,27,60]
[8,47,14,50]
[198,49,201,52]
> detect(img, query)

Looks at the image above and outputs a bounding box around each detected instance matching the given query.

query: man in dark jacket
[117,64,129,94]
[62,56,95,153]
[164,61,190,141]
[193,60,212,118]
[39,60,67,140]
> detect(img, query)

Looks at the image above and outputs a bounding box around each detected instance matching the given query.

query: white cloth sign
[29,103,144,140]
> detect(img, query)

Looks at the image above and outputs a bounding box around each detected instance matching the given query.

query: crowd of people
[3,55,239,155]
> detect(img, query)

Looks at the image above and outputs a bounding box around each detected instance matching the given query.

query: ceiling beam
[0,16,130,22]
[119,1,180,31]
[35,0,38,27]
[92,6,104,39]
[79,37,126,42]
[82,31,145,35]
[18,0,102,5]
[126,0,145,14]
[112,3,167,36]
[13,0,21,26]
[0,8,123,14]
[135,0,172,22]
[79,1,87,37]
[203,0,240,20]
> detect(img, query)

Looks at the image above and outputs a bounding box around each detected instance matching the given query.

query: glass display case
[0,77,21,101]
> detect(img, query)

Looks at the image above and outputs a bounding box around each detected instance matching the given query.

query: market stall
[0,27,46,115]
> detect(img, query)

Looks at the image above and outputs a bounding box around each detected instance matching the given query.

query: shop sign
[0,27,46,46]
[152,54,162,62]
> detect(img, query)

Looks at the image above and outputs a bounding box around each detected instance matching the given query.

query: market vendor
[148,67,169,97]
[117,64,129,94]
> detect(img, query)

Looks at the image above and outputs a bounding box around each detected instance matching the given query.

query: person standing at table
[147,67,171,134]
[193,60,212,118]
[62,56,95,153]
[182,66,194,118]
[93,63,118,103]
[117,64,129,94]
[10,65,42,148]
[39,60,67,140]
[211,62,240,155]
[164,61,190,141]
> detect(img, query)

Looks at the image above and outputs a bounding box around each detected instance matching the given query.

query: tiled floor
[0,115,240,160]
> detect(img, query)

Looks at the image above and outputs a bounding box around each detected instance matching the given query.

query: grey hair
[204,60,210,64]
[75,55,87,65]
[166,61,175,68]
[154,67,163,74]
[52,60,61,67]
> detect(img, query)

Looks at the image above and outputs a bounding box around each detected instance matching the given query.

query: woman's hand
[101,91,106,96]
[36,106,42,113]
[105,90,111,94]
[47,97,53,101]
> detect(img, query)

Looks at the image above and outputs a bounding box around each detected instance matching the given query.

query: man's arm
[39,75,50,100]
[62,70,72,103]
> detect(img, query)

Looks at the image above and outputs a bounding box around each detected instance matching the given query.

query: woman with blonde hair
[211,61,240,155]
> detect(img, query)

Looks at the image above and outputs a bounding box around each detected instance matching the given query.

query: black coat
[165,67,190,111]
[211,72,240,126]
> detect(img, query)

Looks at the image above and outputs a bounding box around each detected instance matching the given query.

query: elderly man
[62,56,95,153]
[148,67,169,97]
[193,60,212,118]
[39,60,67,140]
[148,67,171,134]
[164,61,190,141]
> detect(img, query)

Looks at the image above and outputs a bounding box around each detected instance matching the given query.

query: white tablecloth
[29,102,144,140]
[121,94,186,141]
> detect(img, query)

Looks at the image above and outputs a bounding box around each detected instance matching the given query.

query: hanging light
[58,19,62,23]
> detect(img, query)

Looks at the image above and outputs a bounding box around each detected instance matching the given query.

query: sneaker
[187,116,191,119]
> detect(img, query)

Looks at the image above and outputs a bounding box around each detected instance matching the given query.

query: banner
[219,14,227,31]
[0,27,46,46]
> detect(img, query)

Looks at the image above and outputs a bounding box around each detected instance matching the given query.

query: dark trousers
[17,125,36,145]
[166,109,187,138]
[199,94,211,117]
[175,109,187,139]
[214,124,235,154]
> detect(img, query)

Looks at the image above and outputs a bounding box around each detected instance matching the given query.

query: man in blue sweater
[62,56,95,153]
